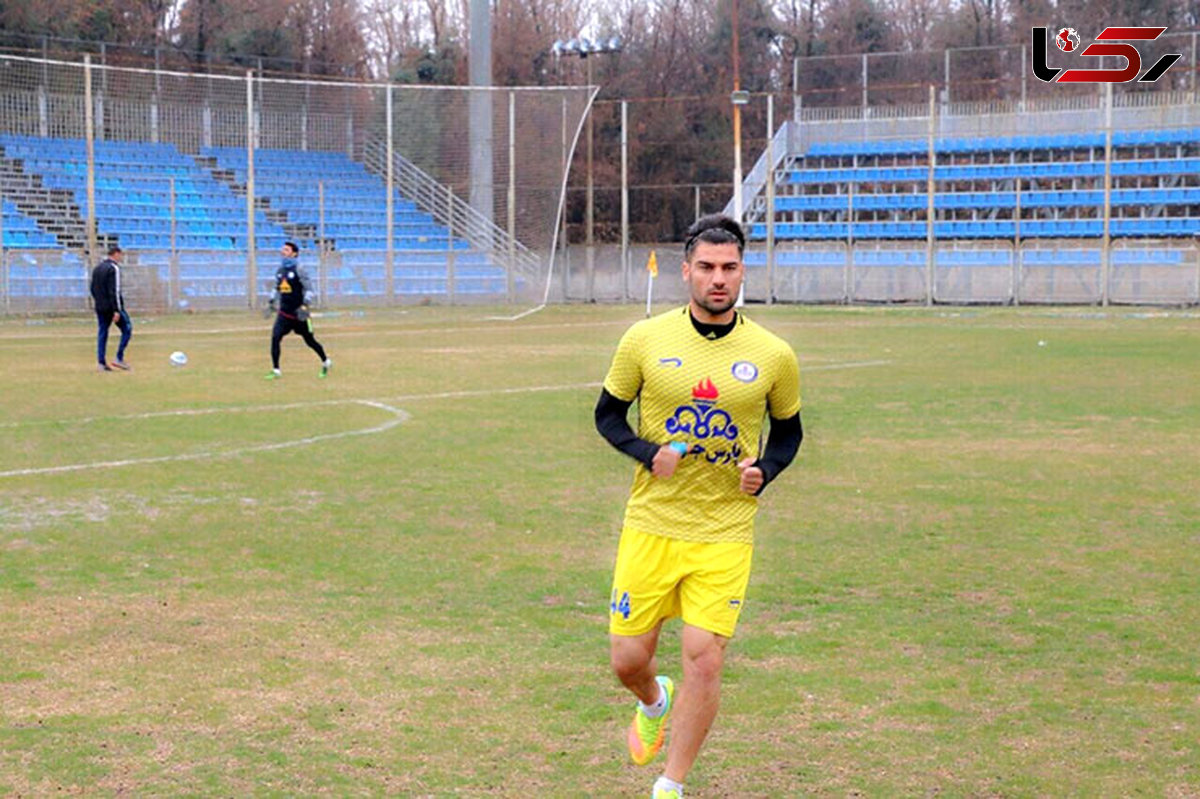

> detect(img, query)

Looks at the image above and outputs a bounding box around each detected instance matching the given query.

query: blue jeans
[96,309,132,364]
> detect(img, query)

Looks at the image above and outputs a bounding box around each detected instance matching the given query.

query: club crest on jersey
[665,377,739,441]
[731,361,758,383]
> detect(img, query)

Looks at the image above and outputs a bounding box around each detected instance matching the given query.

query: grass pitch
[1,304,1198,796]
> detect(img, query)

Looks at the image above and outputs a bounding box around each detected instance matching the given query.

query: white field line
[0,400,408,479]
[806,359,892,371]
[486,303,547,322]
[0,360,891,478]
[0,317,634,343]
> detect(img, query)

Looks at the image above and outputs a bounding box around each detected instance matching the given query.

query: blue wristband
[668,441,688,456]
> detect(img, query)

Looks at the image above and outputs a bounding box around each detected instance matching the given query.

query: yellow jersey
[603,306,801,544]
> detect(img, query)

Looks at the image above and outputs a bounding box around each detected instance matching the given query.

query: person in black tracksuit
[90,244,133,371]
[265,241,331,379]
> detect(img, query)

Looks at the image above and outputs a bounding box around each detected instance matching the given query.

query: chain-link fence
[0,53,593,314]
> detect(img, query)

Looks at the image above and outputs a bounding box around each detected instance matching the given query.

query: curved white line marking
[0,362,892,479]
[0,400,409,478]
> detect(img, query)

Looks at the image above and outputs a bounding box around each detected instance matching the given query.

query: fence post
[245,70,257,309]
[1020,44,1028,111]
[847,181,855,302]
[169,177,178,311]
[1,185,6,314]
[507,90,516,303]
[944,49,951,105]
[561,96,570,301]
[766,94,776,305]
[151,47,161,144]
[84,55,97,266]
[1194,238,1200,305]
[861,53,868,109]
[318,180,326,306]
[926,84,936,306]
[446,183,456,305]
[792,57,800,118]
[1192,32,1198,102]
[621,100,629,302]
[1013,176,1022,306]
[97,43,106,141]
[1101,82,1112,307]
[585,59,595,304]
[386,84,395,304]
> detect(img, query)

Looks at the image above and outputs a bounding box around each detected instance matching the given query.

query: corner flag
[645,250,657,316]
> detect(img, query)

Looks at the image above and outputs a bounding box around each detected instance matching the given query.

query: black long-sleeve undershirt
[594,389,659,470]
[594,388,803,495]
[753,411,803,494]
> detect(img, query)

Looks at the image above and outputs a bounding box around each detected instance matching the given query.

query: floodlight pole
[731,0,743,227]
[553,36,622,303]
[621,100,630,301]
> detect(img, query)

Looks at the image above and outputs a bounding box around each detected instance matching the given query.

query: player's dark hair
[107,244,123,256]
[684,214,745,260]
[283,241,299,255]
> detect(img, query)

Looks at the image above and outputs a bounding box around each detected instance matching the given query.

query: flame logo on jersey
[665,377,739,441]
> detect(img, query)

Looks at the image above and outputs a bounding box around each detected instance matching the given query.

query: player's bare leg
[663,624,728,784]
[611,624,662,705]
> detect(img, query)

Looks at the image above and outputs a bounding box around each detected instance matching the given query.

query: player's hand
[112,312,120,322]
[738,458,764,495]
[651,444,683,479]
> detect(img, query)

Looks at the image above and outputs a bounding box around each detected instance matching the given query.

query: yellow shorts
[608,527,753,639]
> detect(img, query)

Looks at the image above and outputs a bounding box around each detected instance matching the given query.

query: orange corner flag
[646,250,658,277]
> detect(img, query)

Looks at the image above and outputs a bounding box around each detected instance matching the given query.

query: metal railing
[360,139,542,284]
[724,120,793,225]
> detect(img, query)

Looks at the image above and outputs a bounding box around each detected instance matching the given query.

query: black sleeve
[751,412,803,496]
[594,388,660,470]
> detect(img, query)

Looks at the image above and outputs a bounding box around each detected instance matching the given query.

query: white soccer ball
[169,351,188,367]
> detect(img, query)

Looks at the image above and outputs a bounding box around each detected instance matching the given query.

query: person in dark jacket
[89,244,132,372]
[265,241,331,379]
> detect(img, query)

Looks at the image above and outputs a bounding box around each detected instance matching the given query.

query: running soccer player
[594,214,803,799]
[265,241,332,380]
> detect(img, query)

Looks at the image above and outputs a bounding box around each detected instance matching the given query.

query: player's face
[683,241,743,323]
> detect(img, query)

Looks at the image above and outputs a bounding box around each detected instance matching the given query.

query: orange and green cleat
[628,675,674,765]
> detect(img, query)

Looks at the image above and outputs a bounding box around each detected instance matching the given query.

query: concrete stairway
[0,146,115,251]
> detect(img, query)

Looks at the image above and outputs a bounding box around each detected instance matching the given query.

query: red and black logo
[1032,26,1181,84]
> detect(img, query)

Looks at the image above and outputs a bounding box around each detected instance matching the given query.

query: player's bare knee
[610,646,651,683]
[682,643,725,684]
